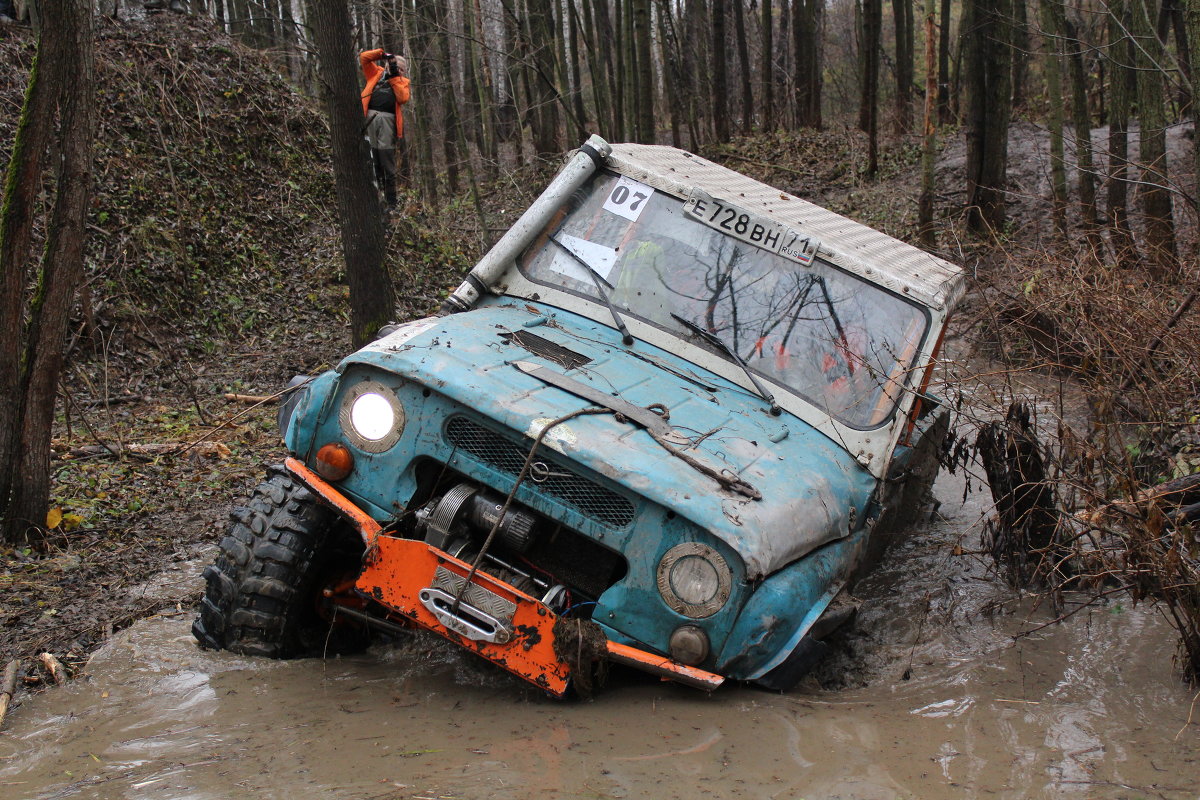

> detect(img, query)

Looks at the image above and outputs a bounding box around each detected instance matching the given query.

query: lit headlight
[339,379,405,452]
[656,542,731,618]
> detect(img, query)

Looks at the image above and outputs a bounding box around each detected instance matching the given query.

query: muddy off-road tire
[192,465,368,658]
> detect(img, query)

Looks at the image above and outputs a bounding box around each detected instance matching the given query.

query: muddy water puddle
[4,465,1198,800]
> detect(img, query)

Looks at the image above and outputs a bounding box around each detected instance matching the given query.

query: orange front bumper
[285,457,724,696]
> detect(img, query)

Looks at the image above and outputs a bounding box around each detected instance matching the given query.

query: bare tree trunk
[794,0,823,128]
[779,0,791,125]
[937,0,951,122]
[1106,0,1138,262]
[1164,0,1193,114]
[407,0,439,204]
[0,32,56,530]
[733,0,754,132]
[1062,11,1102,251]
[309,0,396,348]
[862,0,880,172]
[1,0,96,542]
[1186,0,1200,217]
[533,0,564,155]
[918,0,938,246]
[495,0,523,156]
[439,0,464,189]
[963,0,1013,234]
[1011,0,1030,111]
[1132,0,1178,272]
[634,0,656,141]
[1040,0,1069,235]
[568,0,590,140]
[465,0,498,170]
[593,0,620,137]
[684,0,707,145]
[713,0,731,141]
[892,0,914,131]
[622,0,637,137]
[761,0,774,130]
[657,0,686,146]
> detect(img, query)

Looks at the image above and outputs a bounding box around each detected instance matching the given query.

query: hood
[341,302,875,578]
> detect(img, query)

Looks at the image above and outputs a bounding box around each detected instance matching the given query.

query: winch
[413,482,567,613]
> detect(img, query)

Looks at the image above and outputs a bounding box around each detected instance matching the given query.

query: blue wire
[565,600,597,616]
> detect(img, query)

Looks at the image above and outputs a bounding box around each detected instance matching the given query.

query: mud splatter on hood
[344,302,874,578]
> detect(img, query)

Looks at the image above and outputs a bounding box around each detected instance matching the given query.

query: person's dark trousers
[365,109,398,207]
[371,147,397,207]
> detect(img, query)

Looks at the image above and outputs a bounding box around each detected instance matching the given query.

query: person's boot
[384,190,398,210]
[143,0,166,9]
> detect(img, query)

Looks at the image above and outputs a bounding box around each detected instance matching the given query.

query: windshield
[517,172,929,428]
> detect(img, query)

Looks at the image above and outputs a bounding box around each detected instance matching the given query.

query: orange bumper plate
[285,457,726,695]
[357,535,572,697]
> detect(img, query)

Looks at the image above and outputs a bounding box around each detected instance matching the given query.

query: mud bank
[2,459,1197,800]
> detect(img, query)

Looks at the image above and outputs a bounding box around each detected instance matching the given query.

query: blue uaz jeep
[193,137,964,695]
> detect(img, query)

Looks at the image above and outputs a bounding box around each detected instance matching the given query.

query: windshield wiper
[548,235,635,346]
[671,313,782,416]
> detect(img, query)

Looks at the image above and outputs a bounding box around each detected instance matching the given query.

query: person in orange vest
[360,48,411,209]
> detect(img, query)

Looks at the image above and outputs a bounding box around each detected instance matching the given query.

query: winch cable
[646,428,762,500]
[450,407,615,617]
[512,359,761,499]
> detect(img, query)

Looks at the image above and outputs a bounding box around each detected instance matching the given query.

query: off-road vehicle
[193,136,964,695]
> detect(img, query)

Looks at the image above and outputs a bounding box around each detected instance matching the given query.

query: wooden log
[39,653,67,685]
[81,394,146,408]
[0,660,18,730]
[1079,473,1200,527]
[223,393,278,404]
[67,441,232,459]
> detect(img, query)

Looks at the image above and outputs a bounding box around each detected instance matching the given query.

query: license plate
[683,189,819,266]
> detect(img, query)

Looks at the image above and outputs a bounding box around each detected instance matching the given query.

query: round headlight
[350,392,394,440]
[657,542,731,618]
[339,379,405,452]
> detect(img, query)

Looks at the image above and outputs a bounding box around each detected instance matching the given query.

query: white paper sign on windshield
[603,176,654,222]
[546,233,619,284]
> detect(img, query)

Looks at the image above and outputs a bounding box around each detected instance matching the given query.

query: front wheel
[192,465,368,658]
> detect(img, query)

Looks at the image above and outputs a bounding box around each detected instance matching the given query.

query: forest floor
[1,14,1197,698]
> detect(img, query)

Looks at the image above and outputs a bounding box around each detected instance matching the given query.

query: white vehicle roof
[605,143,965,312]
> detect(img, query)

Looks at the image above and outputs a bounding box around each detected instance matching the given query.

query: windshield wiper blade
[549,235,634,346]
[671,313,782,416]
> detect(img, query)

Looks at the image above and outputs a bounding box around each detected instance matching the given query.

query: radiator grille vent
[445,416,635,528]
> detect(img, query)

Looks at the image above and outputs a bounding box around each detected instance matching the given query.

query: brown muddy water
[2,371,1199,799]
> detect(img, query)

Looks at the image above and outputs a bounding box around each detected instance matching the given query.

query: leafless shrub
[962,240,1200,682]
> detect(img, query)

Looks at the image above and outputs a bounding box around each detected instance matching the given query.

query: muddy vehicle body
[193,136,964,695]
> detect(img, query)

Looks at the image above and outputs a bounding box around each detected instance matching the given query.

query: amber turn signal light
[314,442,354,482]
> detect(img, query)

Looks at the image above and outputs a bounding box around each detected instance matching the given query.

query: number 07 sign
[603,176,653,222]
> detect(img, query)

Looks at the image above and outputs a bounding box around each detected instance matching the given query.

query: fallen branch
[81,394,146,408]
[223,393,277,404]
[39,653,67,685]
[67,441,232,460]
[1077,473,1200,528]
[0,660,18,730]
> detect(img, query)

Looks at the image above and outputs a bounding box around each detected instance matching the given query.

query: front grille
[445,416,636,528]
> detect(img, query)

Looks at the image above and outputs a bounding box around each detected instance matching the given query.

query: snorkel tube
[440,135,612,315]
